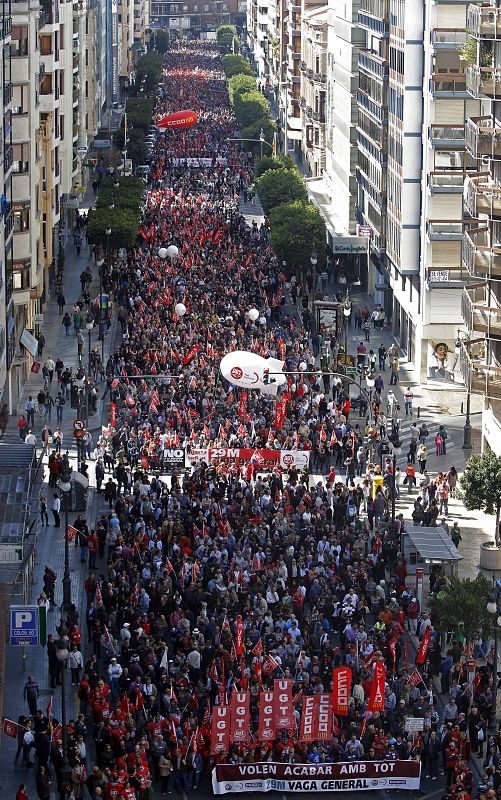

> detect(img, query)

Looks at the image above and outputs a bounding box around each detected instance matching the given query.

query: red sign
[110,401,116,427]
[332,667,352,716]
[316,693,332,740]
[230,690,250,743]
[156,110,198,129]
[299,695,316,742]
[189,447,310,471]
[3,719,18,738]
[258,691,275,741]
[274,400,285,430]
[210,705,231,755]
[235,617,244,656]
[238,392,248,418]
[416,627,431,665]
[273,679,293,730]
[367,662,385,712]
[389,637,397,674]
[66,524,78,542]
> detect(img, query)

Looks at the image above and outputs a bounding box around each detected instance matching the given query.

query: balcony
[313,72,326,84]
[0,16,12,40]
[426,265,468,286]
[428,124,465,147]
[465,173,501,218]
[463,281,501,337]
[465,115,501,159]
[428,170,465,193]
[431,72,468,97]
[467,4,501,39]
[463,226,501,278]
[358,49,388,80]
[4,209,13,242]
[471,365,501,400]
[359,0,389,23]
[466,65,501,98]
[4,145,12,174]
[427,220,464,239]
[431,28,467,49]
[3,81,12,107]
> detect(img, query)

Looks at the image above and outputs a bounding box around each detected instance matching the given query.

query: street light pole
[85,313,94,378]
[96,256,105,360]
[58,465,72,614]
[455,331,473,451]
[487,582,501,723]
[55,628,72,799]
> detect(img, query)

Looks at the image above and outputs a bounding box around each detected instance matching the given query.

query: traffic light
[263,369,269,385]
[74,428,86,441]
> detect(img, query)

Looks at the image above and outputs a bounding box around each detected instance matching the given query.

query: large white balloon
[247,308,259,322]
[158,247,168,259]
[174,303,187,317]
[220,350,286,396]
[166,245,179,258]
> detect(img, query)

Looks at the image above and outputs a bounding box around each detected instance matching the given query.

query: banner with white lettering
[212,761,421,794]
[315,693,332,741]
[298,695,316,742]
[258,691,275,741]
[230,690,250,743]
[273,679,294,731]
[210,705,231,755]
[188,447,310,471]
[332,666,352,716]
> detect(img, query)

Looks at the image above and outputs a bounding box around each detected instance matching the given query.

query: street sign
[346,366,357,375]
[33,314,44,325]
[10,605,39,646]
[73,419,85,431]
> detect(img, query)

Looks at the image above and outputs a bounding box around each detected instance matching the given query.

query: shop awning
[404,524,462,564]
[306,177,348,238]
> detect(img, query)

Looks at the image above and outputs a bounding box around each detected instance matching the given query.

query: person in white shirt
[25,431,37,446]
[52,494,61,527]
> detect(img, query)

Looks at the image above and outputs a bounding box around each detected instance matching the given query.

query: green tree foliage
[123,98,155,132]
[221,54,254,78]
[96,177,144,210]
[216,24,239,53]
[240,117,276,155]
[87,207,140,249]
[255,154,295,178]
[255,168,307,214]
[233,91,270,129]
[136,52,164,94]
[269,200,326,268]
[459,450,501,543]
[228,74,257,104]
[154,30,170,53]
[430,574,494,645]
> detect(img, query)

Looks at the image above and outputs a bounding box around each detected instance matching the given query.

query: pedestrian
[39,493,49,526]
[95,458,104,493]
[159,753,173,795]
[55,392,65,421]
[363,319,371,341]
[17,415,29,441]
[104,477,117,509]
[435,431,443,456]
[438,480,450,515]
[16,784,29,800]
[36,766,51,800]
[378,344,387,371]
[403,386,413,416]
[404,463,416,493]
[389,356,400,385]
[37,333,46,358]
[419,422,429,444]
[417,444,428,474]
[438,424,448,454]
[23,676,39,715]
[43,394,54,421]
[53,426,63,453]
[68,643,84,685]
[62,312,71,335]
[25,396,35,427]
[451,522,461,548]
[52,493,61,527]
[44,356,55,383]
[57,291,66,315]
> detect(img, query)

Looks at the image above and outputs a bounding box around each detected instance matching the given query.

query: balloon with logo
[156,110,198,130]
[220,350,286,397]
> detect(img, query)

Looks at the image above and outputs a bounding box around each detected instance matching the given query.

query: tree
[233,91,270,129]
[221,54,254,78]
[430,574,494,646]
[459,450,501,545]
[217,24,239,53]
[136,52,163,94]
[87,207,140,250]
[154,30,170,53]
[269,200,326,268]
[255,168,308,213]
[241,118,276,155]
[96,177,144,210]
[228,74,256,104]
[255,154,295,178]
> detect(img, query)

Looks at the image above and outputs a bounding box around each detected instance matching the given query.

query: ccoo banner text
[212,760,421,795]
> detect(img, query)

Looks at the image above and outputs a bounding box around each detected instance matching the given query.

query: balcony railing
[465,115,501,159]
[462,281,501,338]
[431,72,468,96]
[466,65,501,98]
[431,28,467,48]
[463,226,501,278]
[428,124,465,147]
[4,209,13,242]
[428,170,465,192]
[465,173,501,219]
[358,49,389,79]
[471,364,501,401]
[467,4,501,39]
[427,220,464,239]
[4,145,12,174]
[0,16,12,40]
[3,81,12,107]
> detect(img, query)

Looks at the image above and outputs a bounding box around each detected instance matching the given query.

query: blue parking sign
[10,605,39,646]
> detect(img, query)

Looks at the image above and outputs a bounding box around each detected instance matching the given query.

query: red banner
[299,695,317,742]
[258,691,275,741]
[273,679,294,730]
[237,392,248,419]
[235,617,244,656]
[406,667,423,688]
[110,401,116,427]
[316,693,332,741]
[210,705,231,755]
[416,627,431,665]
[230,690,250,743]
[274,401,286,430]
[3,718,18,738]
[367,662,385,712]
[182,344,200,365]
[389,637,397,674]
[332,667,352,716]
[189,447,310,471]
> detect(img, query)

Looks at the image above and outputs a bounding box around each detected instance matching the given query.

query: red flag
[251,639,263,657]
[258,690,275,741]
[210,705,230,755]
[252,661,263,685]
[203,704,211,727]
[320,424,327,442]
[406,667,423,688]
[331,666,352,716]
[3,719,19,738]
[367,661,386,712]
[330,429,337,445]
[416,627,431,665]
[235,616,244,656]
[170,685,178,704]
[66,524,78,542]
[218,660,227,706]
[222,615,231,633]
[263,653,279,676]
[209,661,218,683]
[389,637,398,674]
[165,557,174,576]
[46,696,53,717]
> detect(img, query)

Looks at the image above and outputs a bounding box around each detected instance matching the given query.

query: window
[11,85,29,115]
[40,34,52,55]
[12,143,29,173]
[12,262,30,291]
[11,26,28,57]
[13,204,30,233]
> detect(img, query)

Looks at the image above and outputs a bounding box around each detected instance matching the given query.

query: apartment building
[150,0,233,38]
[299,4,326,177]
[462,0,501,454]
[0,0,13,407]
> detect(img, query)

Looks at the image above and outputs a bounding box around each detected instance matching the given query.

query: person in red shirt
[88,532,99,569]
[16,785,28,800]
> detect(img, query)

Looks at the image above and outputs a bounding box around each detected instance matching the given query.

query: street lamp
[487,582,501,723]
[455,331,472,451]
[85,313,94,377]
[96,256,105,351]
[57,465,72,613]
[55,628,72,798]
[343,299,351,360]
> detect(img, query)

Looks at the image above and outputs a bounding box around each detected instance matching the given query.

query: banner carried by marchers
[188,447,310,471]
[416,627,431,665]
[367,662,386,712]
[210,705,231,755]
[230,691,251,743]
[273,679,294,730]
[258,691,275,741]
[332,667,352,716]
[212,761,421,794]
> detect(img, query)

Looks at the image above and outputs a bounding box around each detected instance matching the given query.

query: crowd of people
[11,41,497,800]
